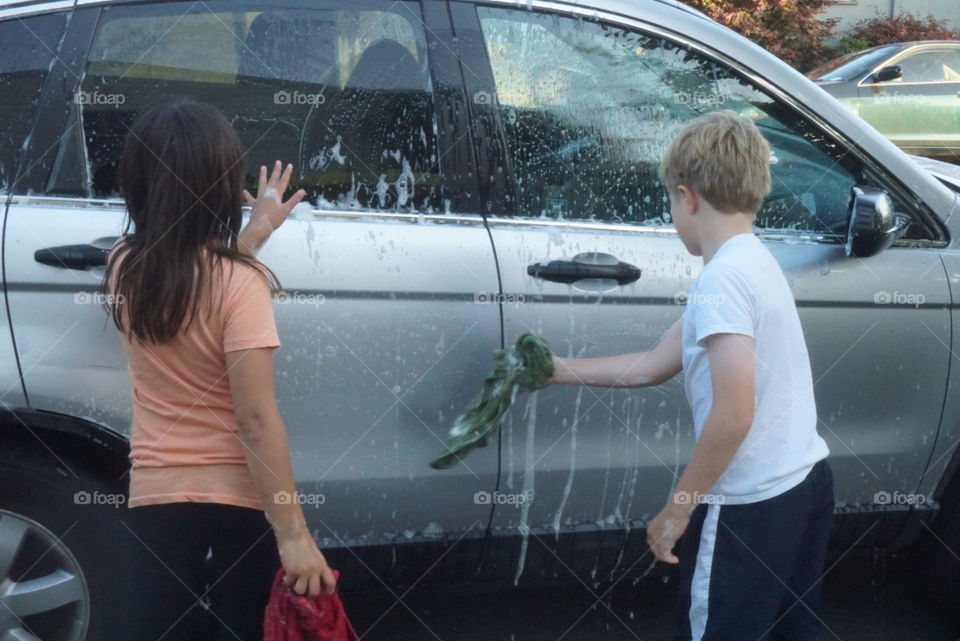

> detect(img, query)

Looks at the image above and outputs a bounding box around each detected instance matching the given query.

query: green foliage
[838,35,871,56]
[679,0,838,72]
[849,12,960,47]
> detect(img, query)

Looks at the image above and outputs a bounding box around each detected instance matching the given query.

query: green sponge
[430,333,554,470]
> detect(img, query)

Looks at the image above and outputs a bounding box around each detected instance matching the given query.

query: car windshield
[808,45,901,82]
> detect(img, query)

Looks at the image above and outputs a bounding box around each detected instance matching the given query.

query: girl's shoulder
[214,253,273,291]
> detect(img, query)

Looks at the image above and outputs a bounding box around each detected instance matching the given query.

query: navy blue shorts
[674,459,834,641]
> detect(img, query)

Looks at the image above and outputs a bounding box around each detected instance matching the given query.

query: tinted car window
[0,12,69,194]
[67,1,439,211]
[477,7,862,238]
[895,49,960,83]
[808,45,900,83]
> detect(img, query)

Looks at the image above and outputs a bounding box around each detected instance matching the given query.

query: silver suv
[1,0,959,639]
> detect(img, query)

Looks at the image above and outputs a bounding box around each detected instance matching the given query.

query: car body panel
[0,202,27,408]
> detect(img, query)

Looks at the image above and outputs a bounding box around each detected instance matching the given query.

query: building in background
[824,0,960,33]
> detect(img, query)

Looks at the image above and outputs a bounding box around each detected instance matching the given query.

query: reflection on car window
[895,49,960,83]
[808,45,900,83]
[65,1,440,211]
[478,7,861,238]
[0,13,68,194]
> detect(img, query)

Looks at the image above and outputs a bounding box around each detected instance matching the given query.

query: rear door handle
[34,244,109,270]
[527,258,641,286]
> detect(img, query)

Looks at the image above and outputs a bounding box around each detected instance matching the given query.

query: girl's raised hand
[239,161,306,254]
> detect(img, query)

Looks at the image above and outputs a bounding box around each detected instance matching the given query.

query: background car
[809,41,960,163]
[2,1,960,640]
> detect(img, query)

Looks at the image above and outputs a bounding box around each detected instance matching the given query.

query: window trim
[6,194,489,224]
[0,1,72,20]
[458,0,949,247]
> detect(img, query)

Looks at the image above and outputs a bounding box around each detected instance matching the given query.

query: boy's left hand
[647,503,691,564]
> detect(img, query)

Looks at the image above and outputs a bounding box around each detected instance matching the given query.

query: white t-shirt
[682,233,829,504]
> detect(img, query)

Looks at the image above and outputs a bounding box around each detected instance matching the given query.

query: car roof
[0,0,714,21]
[897,40,960,47]
[0,0,707,9]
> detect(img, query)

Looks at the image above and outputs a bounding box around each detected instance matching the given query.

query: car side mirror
[872,65,902,83]
[846,186,908,258]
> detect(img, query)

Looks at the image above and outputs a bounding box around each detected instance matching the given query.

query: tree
[679,0,838,71]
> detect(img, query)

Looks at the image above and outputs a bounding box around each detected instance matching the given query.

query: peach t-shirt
[112,250,280,510]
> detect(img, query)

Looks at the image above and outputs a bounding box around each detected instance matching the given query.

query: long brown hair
[104,99,279,343]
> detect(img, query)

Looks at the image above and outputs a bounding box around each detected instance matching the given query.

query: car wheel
[0,447,126,641]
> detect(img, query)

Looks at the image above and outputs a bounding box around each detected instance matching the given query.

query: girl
[105,99,335,640]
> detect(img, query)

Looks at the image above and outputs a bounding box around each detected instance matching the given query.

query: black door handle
[527,258,641,286]
[34,244,109,270]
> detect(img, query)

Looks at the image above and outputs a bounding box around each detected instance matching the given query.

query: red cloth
[263,568,359,641]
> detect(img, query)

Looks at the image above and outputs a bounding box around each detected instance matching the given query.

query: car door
[452,0,951,581]
[858,46,960,160]
[4,0,501,575]
[0,10,71,409]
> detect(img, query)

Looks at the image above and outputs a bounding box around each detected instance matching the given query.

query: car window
[0,12,69,194]
[54,1,439,211]
[894,49,960,83]
[808,45,901,83]
[477,7,865,238]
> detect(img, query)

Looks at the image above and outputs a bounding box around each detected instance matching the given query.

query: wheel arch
[0,407,129,482]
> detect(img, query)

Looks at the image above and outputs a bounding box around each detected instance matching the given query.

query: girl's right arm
[226,348,337,596]
[549,317,683,387]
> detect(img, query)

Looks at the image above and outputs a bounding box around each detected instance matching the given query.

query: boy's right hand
[277,530,337,596]
[547,355,570,385]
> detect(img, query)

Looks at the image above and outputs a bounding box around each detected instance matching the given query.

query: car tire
[0,442,128,641]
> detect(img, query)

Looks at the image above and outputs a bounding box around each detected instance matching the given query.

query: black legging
[122,502,280,641]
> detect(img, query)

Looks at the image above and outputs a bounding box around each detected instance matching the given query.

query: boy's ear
[676,184,699,215]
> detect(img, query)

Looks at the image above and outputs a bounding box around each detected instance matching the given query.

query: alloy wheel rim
[0,509,89,641]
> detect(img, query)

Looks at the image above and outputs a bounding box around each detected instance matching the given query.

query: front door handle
[527,257,641,286]
[34,244,109,270]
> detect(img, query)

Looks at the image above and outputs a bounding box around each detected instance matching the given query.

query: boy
[549,111,833,640]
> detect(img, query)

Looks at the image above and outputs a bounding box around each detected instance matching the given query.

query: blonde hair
[658,110,771,214]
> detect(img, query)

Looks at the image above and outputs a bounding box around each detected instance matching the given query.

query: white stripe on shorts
[689,504,720,641]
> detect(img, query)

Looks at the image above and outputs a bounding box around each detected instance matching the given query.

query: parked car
[808,41,960,162]
[1,1,959,639]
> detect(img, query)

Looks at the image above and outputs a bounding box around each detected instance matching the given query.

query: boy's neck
[698,213,755,265]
